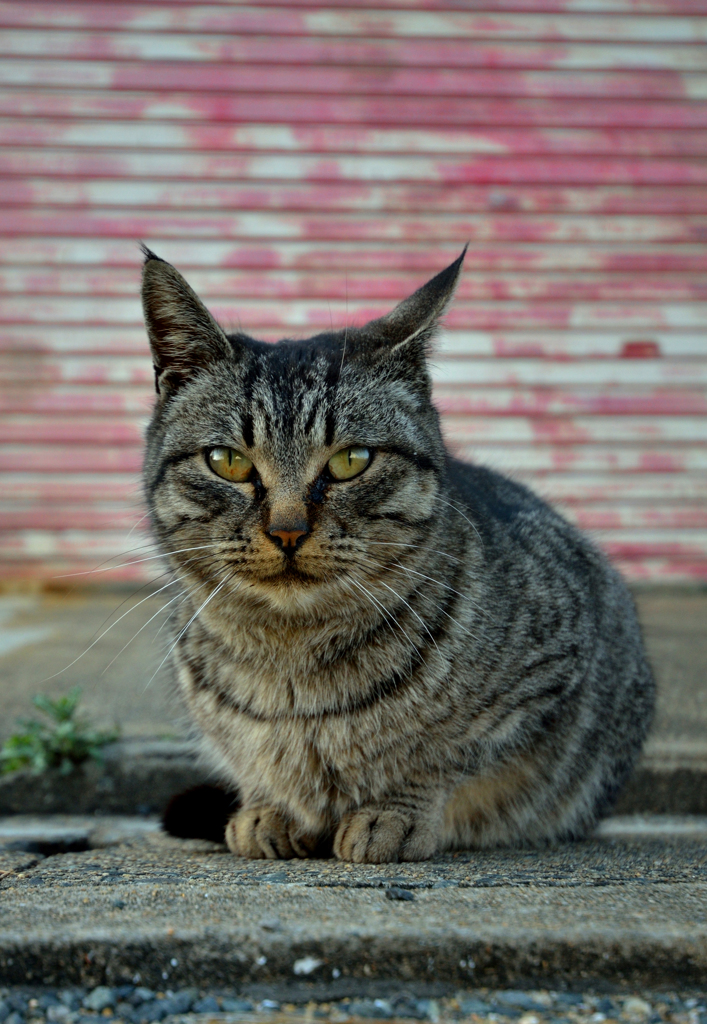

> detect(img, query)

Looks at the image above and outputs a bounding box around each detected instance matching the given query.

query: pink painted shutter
[1,0,706,584]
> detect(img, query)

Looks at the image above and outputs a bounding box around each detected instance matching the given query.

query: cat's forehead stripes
[233,341,344,453]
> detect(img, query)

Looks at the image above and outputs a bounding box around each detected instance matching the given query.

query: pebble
[129,991,154,1007]
[0,986,704,1024]
[385,886,415,901]
[496,993,548,1013]
[459,999,492,1015]
[595,1000,615,1015]
[190,998,218,1014]
[624,999,653,1020]
[348,1001,393,1019]
[82,990,114,1014]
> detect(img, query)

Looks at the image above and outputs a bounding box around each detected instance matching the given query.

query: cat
[142,245,655,863]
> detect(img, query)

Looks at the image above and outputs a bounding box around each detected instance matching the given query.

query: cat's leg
[225,806,324,860]
[333,795,442,863]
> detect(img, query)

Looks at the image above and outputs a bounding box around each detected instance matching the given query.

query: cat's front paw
[333,807,437,863]
[225,806,316,859]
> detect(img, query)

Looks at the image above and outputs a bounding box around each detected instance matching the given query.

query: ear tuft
[141,251,233,398]
[358,246,467,359]
[140,241,167,265]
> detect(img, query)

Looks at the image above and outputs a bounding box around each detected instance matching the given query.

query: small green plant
[0,687,119,776]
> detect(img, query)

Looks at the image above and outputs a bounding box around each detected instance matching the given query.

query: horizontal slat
[443,414,707,442]
[4,179,707,215]
[532,472,707,501]
[455,445,707,470]
[611,558,707,581]
[3,0,706,15]
[94,0,707,12]
[3,30,707,72]
[593,529,707,556]
[567,506,707,527]
[1,90,704,132]
[0,447,144,472]
[1,7,706,42]
[0,473,144,503]
[434,387,707,414]
[0,387,153,415]
[5,209,707,244]
[432,359,707,384]
[0,417,147,444]
[1,90,706,129]
[4,239,707,274]
[7,120,707,158]
[438,332,707,356]
[3,269,707,305]
[2,148,706,185]
[2,60,706,101]
[0,507,147,532]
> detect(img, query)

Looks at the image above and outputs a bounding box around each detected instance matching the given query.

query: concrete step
[1,737,706,817]
[1,815,706,990]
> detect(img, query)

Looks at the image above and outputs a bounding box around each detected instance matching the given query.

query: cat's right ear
[141,246,233,398]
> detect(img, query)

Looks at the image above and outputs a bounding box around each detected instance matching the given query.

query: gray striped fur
[142,247,655,862]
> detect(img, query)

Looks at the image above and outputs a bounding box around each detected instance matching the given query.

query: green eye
[208,447,253,482]
[328,445,371,481]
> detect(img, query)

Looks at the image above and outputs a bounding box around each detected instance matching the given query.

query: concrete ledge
[1,824,706,990]
[2,740,707,816]
[0,741,211,816]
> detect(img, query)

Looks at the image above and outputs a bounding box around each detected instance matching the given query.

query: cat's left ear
[358,246,466,364]
[141,246,233,397]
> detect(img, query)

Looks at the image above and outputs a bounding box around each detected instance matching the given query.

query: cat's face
[142,249,465,612]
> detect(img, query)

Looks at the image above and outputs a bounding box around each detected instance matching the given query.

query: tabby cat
[142,246,655,863]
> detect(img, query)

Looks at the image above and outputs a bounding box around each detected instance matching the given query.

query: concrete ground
[1,815,707,989]
[0,590,705,756]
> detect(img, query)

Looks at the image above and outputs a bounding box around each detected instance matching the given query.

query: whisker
[51,538,161,582]
[85,568,177,650]
[365,540,476,576]
[388,562,483,645]
[37,575,184,684]
[99,582,190,678]
[352,554,441,654]
[345,573,424,663]
[123,509,153,541]
[143,570,237,692]
[52,543,227,579]
[434,494,483,543]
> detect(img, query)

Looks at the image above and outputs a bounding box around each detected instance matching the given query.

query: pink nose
[269,527,308,549]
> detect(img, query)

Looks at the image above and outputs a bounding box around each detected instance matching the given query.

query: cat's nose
[268,522,309,551]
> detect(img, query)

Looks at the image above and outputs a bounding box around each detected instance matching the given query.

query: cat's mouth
[276,561,322,584]
[251,557,324,586]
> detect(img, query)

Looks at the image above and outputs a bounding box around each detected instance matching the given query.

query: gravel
[0,985,704,1024]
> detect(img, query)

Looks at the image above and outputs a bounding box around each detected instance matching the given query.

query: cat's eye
[208,447,253,482]
[328,446,371,481]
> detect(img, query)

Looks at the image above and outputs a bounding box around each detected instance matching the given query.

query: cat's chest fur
[172,597,459,828]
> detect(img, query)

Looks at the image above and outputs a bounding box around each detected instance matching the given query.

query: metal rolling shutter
[1,0,706,585]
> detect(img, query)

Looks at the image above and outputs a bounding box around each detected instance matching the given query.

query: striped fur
[142,248,655,862]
